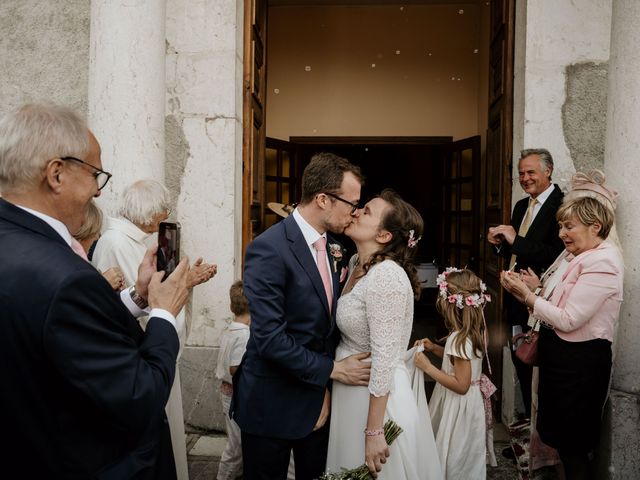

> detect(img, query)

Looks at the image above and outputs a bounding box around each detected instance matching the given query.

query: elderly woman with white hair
[93,179,172,286]
[92,179,217,480]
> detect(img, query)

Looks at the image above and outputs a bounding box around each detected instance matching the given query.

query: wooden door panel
[441,136,481,271]
[243,0,267,253]
[264,137,299,230]
[481,0,515,412]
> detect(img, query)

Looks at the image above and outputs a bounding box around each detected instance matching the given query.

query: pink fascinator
[570,169,618,210]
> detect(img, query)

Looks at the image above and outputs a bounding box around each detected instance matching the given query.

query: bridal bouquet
[320,420,403,480]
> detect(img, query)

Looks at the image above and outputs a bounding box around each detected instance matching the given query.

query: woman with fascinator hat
[326,189,442,479]
[501,170,623,480]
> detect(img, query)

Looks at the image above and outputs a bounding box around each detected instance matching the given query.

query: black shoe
[502,446,516,460]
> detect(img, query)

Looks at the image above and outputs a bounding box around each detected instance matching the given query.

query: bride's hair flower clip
[407,229,422,248]
[436,267,491,309]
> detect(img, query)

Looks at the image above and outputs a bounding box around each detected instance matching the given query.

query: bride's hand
[365,434,390,478]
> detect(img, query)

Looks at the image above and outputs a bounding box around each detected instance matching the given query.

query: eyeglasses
[61,156,112,190]
[324,192,361,214]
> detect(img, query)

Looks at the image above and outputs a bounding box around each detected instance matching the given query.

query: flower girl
[414,268,495,480]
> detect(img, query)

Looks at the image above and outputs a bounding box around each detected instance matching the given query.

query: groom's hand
[330,352,371,386]
[313,389,331,431]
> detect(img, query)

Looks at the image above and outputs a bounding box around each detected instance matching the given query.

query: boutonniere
[328,243,343,273]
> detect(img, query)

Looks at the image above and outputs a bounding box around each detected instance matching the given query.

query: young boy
[215,281,250,480]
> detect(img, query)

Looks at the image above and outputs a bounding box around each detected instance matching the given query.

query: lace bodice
[336,258,414,397]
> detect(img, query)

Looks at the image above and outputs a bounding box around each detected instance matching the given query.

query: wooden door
[481,0,515,403]
[242,0,267,252]
[441,136,481,272]
[264,137,299,230]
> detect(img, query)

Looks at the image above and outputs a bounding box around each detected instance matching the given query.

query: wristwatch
[129,287,149,309]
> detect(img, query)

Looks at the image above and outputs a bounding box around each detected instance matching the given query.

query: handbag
[512,319,539,366]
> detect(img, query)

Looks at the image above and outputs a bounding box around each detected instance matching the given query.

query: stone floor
[186,422,520,479]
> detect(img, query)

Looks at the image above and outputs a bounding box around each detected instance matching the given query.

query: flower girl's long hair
[436,269,486,359]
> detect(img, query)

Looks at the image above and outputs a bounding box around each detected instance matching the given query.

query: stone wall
[513,0,612,205]
[0,0,90,116]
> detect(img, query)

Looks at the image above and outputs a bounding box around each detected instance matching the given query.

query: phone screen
[157,222,181,280]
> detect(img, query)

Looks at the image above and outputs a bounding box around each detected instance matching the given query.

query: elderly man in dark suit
[0,104,190,479]
[233,153,371,480]
[488,148,565,421]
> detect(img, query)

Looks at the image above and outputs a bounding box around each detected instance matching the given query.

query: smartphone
[157,222,181,280]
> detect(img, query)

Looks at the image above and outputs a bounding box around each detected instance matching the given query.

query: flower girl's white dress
[428,331,486,480]
[326,259,443,479]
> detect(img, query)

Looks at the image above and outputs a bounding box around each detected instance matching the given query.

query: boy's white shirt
[215,321,250,384]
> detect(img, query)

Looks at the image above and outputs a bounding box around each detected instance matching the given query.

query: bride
[326,189,442,479]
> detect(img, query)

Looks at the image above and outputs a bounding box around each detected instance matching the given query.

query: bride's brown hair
[361,188,424,299]
[436,269,485,358]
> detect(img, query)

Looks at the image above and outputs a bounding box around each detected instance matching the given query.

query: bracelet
[525,292,536,308]
[364,428,384,437]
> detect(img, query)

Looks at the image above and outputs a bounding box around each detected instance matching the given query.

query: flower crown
[436,267,491,309]
[407,229,422,248]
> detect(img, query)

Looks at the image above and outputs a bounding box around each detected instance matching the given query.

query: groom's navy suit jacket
[0,199,178,479]
[232,214,343,440]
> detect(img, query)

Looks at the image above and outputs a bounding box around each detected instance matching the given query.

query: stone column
[601,0,640,477]
[166,0,245,431]
[88,0,167,212]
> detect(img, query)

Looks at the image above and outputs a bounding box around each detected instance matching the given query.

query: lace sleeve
[365,261,412,397]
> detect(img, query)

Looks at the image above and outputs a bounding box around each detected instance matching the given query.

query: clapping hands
[187,257,217,288]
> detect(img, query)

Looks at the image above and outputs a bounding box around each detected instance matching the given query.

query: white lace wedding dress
[326,259,443,479]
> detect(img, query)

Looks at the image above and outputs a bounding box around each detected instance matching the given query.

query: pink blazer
[533,242,623,342]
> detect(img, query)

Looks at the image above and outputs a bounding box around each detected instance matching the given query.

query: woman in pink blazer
[502,196,623,480]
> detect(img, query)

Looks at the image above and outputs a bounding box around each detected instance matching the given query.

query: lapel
[326,235,342,326]
[512,197,528,231]
[283,215,332,318]
[0,198,70,248]
[525,184,561,237]
[552,245,603,306]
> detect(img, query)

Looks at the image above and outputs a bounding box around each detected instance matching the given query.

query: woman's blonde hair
[436,269,485,359]
[74,201,103,242]
[557,196,614,240]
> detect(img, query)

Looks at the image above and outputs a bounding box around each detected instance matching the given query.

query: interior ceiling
[269,1,482,5]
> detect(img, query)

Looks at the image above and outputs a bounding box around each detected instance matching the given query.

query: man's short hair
[229,280,249,316]
[520,148,554,177]
[299,152,364,204]
[119,179,170,227]
[0,104,89,194]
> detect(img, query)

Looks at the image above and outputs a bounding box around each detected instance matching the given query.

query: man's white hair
[119,179,170,226]
[0,103,89,194]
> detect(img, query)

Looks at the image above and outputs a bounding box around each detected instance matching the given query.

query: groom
[233,153,371,479]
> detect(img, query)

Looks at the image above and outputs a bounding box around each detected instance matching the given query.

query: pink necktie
[70,237,89,261]
[312,237,333,312]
